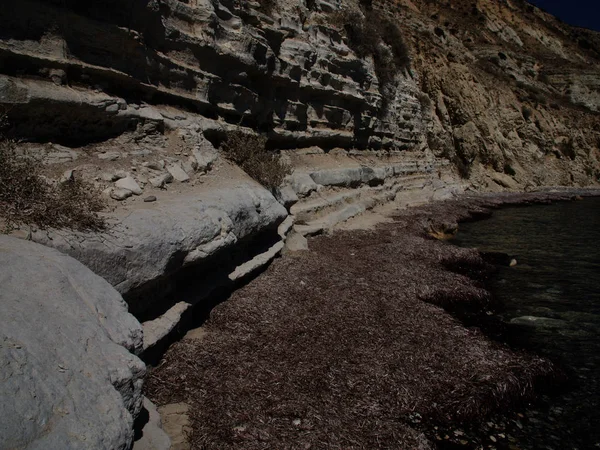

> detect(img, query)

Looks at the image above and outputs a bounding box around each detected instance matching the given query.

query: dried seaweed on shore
[146,193,582,449]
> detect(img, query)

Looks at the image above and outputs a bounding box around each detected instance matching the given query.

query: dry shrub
[0,139,105,232]
[221,131,291,191]
[559,137,576,160]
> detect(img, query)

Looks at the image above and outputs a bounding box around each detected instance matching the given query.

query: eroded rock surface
[0,236,145,450]
[0,0,598,192]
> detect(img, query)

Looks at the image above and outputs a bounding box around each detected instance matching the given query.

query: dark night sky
[527,0,600,32]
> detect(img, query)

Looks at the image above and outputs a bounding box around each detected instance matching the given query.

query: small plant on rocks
[221,131,291,192]
[0,137,105,233]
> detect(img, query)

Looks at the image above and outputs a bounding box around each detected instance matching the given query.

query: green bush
[221,131,291,191]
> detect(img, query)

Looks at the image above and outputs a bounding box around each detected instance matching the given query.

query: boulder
[166,163,190,183]
[288,172,319,197]
[30,184,289,313]
[111,187,134,201]
[149,173,174,188]
[310,168,364,188]
[116,176,143,195]
[0,236,145,450]
[191,138,218,172]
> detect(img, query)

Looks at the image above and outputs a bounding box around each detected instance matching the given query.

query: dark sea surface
[452,196,600,450]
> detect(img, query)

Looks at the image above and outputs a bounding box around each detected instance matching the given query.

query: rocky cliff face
[1,0,598,188]
[0,0,422,151]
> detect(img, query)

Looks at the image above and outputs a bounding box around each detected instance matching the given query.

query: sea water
[454,196,600,449]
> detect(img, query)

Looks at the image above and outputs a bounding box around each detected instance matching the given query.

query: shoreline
[145,189,600,449]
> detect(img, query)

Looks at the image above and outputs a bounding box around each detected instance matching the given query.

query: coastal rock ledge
[0,236,145,450]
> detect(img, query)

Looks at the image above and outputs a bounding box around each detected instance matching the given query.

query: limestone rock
[288,173,319,197]
[0,236,145,450]
[116,176,143,195]
[166,163,190,183]
[284,232,309,253]
[31,184,288,316]
[132,398,171,450]
[98,151,121,161]
[59,169,75,184]
[310,168,364,188]
[275,185,299,208]
[192,147,218,173]
[111,187,134,201]
[149,173,174,188]
[102,172,119,182]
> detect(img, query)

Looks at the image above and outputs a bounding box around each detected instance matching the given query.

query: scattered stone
[49,68,67,85]
[105,102,120,113]
[59,169,75,184]
[149,173,174,188]
[115,170,130,180]
[45,146,80,164]
[98,151,121,161]
[192,148,218,172]
[101,172,119,182]
[510,258,518,267]
[144,196,157,203]
[167,163,190,183]
[284,232,309,253]
[182,157,196,175]
[275,185,299,208]
[491,172,518,189]
[289,172,319,197]
[111,188,133,201]
[129,149,153,157]
[147,161,165,171]
[116,176,143,195]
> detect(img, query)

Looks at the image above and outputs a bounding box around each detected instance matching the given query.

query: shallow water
[453,196,600,450]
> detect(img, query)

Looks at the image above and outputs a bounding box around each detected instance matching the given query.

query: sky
[527,0,600,32]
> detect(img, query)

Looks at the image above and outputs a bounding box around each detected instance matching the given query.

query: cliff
[1,0,598,185]
[1,0,600,447]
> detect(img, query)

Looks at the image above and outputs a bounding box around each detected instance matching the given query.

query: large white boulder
[31,184,288,304]
[0,236,145,450]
